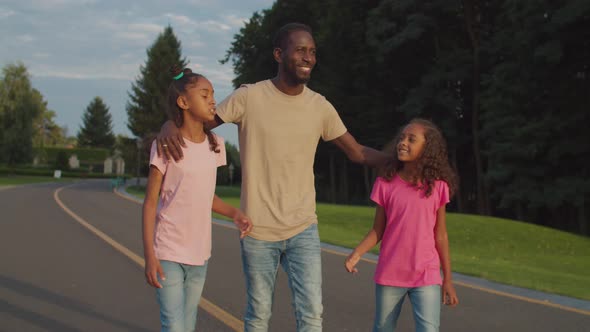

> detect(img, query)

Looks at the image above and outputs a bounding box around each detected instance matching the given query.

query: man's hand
[233,210,253,238]
[156,120,185,161]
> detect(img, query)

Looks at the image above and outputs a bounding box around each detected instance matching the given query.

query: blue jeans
[373,284,441,332]
[156,260,208,332]
[240,224,323,332]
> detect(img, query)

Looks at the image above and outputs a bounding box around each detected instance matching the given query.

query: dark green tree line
[223,0,590,234]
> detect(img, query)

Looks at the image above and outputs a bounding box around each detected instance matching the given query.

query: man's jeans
[240,224,323,332]
[373,284,441,332]
[156,260,208,332]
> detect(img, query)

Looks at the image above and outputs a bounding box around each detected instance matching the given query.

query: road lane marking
[116,186,590,317]
[54,184,244,331]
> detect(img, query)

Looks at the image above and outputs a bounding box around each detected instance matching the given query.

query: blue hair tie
[173,72,184,80]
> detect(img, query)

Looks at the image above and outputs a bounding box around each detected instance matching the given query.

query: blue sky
[0,0,275,146]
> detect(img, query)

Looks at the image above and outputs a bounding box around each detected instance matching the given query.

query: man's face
[280,30,316,84]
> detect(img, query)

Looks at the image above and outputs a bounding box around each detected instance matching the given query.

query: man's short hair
[272,23,313,50]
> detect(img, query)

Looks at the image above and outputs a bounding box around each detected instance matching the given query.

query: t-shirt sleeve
[438,181,450,210]
[321,99,348,141]
[149,140,167,175]
[370,177,387,207]
[215,136,227,167]
[216,85,248,124]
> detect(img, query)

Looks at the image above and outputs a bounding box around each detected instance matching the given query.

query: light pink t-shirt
[371,175,449,287]
[149,135,226,265]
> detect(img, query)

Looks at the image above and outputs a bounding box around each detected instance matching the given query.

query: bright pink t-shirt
[371,175,449,287]
[149,135,226,266]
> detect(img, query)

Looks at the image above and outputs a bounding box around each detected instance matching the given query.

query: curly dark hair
[167,65,220,153]
[381,118,458,198]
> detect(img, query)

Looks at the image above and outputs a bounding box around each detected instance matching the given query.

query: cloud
[201,20,232,32]
[32,62,142,80]
[116,31,151,43]
[189,40,205,48]
[0,8,16,18]
[221,14,248,28]
[164,13,193,26]
[128,23,163,34]
[32,52,51,58]
[18,0,97,10]
[91,19,164,47]
[164,13,233,33]
[16,34,35,43]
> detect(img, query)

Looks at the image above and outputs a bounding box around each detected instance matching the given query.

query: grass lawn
[127,185,590,300]
[0,175,75,186]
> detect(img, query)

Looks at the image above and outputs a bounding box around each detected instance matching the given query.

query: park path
[1,180,588,331]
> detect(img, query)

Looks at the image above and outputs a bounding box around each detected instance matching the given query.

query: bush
[55,151,69,170]
[33,147,110,163]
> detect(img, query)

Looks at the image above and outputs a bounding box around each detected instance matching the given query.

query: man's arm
[330,132,390,167]
[156,115,224,161]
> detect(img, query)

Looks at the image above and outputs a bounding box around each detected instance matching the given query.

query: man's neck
[271,76,304,96]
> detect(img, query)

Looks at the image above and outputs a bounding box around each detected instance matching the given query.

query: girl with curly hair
[345,118,459,332]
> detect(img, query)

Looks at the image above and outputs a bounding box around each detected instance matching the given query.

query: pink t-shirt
[371,175,449,287]
[149,135,226,265]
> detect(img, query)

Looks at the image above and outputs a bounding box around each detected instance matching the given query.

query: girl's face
[397,123,426,162]
[180,77,216,122]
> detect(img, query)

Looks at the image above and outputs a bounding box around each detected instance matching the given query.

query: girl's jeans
[373,284,441,332]
[156,260,208,332]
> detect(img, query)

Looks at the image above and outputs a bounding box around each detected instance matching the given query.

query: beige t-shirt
[217,80,347,241]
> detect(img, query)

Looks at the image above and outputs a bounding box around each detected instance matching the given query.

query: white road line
[54,183,244,331]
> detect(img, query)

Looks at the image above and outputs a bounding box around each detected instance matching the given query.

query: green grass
[126,185,146,198]
[128,185,590,300]
[0,175,75,186]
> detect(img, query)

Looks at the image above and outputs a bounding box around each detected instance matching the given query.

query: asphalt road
[1,180,588,331]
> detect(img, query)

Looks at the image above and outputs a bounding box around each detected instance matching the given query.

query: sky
[0,0,276,146]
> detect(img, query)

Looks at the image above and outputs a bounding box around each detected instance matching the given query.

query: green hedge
[33,147,110,163]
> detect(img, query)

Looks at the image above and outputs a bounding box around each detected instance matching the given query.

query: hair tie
[173,72,184,80]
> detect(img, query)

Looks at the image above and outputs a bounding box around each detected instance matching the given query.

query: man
[157,23,389,332]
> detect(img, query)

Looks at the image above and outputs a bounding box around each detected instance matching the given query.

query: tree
[481,0,590,233]
[126,26,187,139]
[0,62,43,165]
[32,93,65,147]
[77,96,115,148]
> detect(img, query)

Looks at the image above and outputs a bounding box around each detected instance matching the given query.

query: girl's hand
[344,252,361,274]
[145,256,165,288]
[442,280,459,306]
[233,210,253,238]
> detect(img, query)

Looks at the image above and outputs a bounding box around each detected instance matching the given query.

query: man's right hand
[156,120,185,161]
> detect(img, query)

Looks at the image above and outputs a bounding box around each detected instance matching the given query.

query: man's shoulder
[237,79,270,91]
